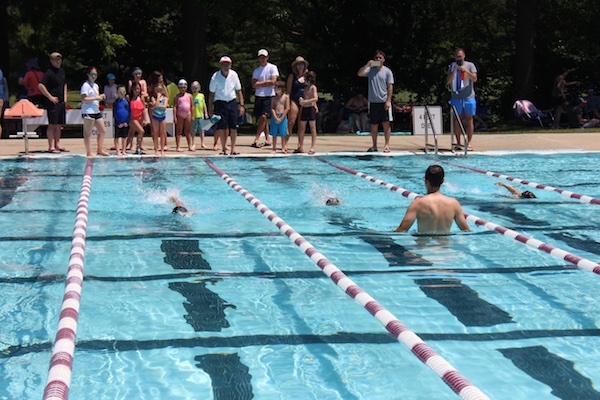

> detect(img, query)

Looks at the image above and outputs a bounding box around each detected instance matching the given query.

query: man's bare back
[394,165,470,234]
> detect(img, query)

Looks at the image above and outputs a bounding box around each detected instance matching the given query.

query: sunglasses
[118,90,126,93]
[89,73,98,77]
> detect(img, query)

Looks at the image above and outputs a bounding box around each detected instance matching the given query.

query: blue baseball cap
[107,73,116,80]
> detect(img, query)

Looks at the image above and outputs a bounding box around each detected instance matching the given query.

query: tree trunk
[0,0,9,78]
[514,0,536,100]
[182,0,209,89]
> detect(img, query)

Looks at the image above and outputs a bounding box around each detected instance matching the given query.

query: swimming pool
[1,153,599,399]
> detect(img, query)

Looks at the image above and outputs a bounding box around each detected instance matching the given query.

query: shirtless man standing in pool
[394,165,470,234]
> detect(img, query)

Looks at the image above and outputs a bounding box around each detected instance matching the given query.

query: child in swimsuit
[150,85,168,156]
[173,79,194,151]
[127,82,147,153]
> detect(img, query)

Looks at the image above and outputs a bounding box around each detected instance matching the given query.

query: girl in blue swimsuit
[151,85,168,156]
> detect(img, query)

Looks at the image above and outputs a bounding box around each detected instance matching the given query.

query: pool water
[1,153,599,400]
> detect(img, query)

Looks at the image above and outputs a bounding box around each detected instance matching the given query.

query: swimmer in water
[495,182,537,198]
[394,165,470,234]
[326,197,342,206]
[170,196,190,216]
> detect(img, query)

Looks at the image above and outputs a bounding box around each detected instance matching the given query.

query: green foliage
[4,0,600,121]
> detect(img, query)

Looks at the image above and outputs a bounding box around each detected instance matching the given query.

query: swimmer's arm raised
[495,181,521,196]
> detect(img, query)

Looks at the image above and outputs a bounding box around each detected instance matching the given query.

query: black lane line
[195,353,253,400]
[0,264,577,285]
[4,329,600,358]
[161,239,211,270]
[547,232,600,256]
[415,278,514,327]
[499,345,600,399]
[360,235,433,266]
[170,280,235,332]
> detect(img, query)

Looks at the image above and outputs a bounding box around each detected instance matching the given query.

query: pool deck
[1,131,599,157]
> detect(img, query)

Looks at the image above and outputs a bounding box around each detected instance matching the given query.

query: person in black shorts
[251,49,279,148]
[38,52,68,153]
[295,71,319,154]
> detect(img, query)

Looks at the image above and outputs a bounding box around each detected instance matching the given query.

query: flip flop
[49,149,61,154]
[219,151,228,155]
[230,152,240,156]
[59,148,70,152]
[367,147,377,152]
[308,150,315,155]
[383,147,390,153]
[293,148,304,154]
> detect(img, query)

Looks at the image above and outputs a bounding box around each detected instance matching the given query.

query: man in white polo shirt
[251,48,279,148]
[208,55,244,155]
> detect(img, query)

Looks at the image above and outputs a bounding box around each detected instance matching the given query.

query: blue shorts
[214,100,239,130]
[269,115,288,137]
[450,97,477,116]
[191,118,203,134]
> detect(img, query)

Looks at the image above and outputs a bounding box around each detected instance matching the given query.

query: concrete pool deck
[1,131,599,157]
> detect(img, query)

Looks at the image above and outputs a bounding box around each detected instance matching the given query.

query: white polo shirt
[209,69,242,101]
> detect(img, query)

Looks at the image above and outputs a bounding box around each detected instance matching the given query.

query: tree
[514,0,536,100]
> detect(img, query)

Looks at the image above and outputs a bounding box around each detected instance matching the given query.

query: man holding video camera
[357,50,395,153]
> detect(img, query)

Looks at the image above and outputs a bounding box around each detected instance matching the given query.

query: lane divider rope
[43,159,94,400]
[316,157,600,275]
[203,157,490,400]
[431,157,600,205]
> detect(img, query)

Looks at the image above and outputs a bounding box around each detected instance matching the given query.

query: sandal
[383,147,390,153]
[308,150,315,155]
[219,151,228,155]
[230,152,240,156]
[251,142,262,148]
[59,148,70,152]
[293,148,304,154]
[49,149,61,154]
[367,147,377,152]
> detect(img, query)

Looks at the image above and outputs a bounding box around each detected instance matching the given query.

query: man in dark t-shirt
[38,52,68,153]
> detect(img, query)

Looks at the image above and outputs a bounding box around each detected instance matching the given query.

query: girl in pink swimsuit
[126,82,147,153]
[173,79,194,151]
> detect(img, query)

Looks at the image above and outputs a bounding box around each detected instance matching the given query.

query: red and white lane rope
[203,157,490,400]
[43,159,94,400]
[434,158,600,205]
[316,157,600,275]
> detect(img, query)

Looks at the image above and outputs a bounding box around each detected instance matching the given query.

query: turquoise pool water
[1,153,599,399]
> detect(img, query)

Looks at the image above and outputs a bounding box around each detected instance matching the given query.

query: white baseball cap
[257,49,269,57]
[219,56,232,63]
